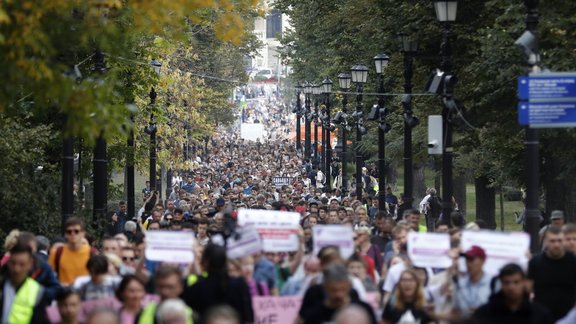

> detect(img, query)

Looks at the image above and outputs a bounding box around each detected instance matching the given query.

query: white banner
[237,209,300,252]
[240,123,265,141]
[407,232,452,268]
[312,225,355,258]
[227,225,263,259]
[145,231,195,263]
[460,230,530,275]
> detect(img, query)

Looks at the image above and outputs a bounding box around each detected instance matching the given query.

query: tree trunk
[433,157,441,196]
[386,164,397,187]
[543,154,576,223]
[413,164,427,204]
[454,173,467,218]
[475,175,496,229]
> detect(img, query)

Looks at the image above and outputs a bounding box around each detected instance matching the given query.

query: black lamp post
[521,0,541,253]
[146,59,161,193]
[351,64,369,200]
[374,53,391,214]
[337,73,351,197]
[295,83,303,153]
[399,33,419,207]
[92,50,108,230]
[303,81,312,161]
[433,0,458,224]
[146,89,158,192]
[322,78,333,191]
[312,84,321,166]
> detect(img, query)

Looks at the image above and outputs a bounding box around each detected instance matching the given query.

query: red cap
[462,245,486,259]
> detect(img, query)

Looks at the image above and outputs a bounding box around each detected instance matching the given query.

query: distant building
[251,1,291,75]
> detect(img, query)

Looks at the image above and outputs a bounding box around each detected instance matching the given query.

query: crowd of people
[2,96,576,324]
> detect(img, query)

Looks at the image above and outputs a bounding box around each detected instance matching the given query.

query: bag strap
[54,246,64,277]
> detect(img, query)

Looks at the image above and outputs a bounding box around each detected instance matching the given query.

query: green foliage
[0,116,61,239]
[279,0,576,192]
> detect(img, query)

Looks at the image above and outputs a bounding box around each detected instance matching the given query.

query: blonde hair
[393,269,426,312]
[3,229,20,251]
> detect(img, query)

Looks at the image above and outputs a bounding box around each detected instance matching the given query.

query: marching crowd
[2,97,576,324]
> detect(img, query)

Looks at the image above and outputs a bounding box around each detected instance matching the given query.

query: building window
[266,9,282,38]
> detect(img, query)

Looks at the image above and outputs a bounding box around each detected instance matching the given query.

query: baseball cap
[550,210,564,220]
[461,245,486,259]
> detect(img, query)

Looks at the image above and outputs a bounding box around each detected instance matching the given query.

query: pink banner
[252,296,302,324]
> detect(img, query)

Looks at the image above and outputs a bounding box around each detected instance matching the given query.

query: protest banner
[460,230,530,275]
[407,232,452,268]
[145,230,195,263]
[237,209,300,252]
[227,225,263,259]
[272,176,292,188]
[252,296,302,324]
[312,225,355,258]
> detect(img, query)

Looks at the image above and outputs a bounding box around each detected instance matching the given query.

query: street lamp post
[295,83,303,153]
[92,50,107,230]
[433,0,458,223]
[322,78,333,191]
[521,0,541,253]
[351,64,369,200]
[338,73,351,198]
[303,81,312,161]
[374,54,391,214]
[146,88,158,191]
[313,84,321,166]
[146,59,161,193]
[399,33,419,207]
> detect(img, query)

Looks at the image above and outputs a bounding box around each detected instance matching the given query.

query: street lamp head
[338,73,352,91]
[303,81,312,94]
[312,84,322,95]
[433,0,458,22]
[373,54,390,75]
[295,82,303,93]
[150,59,162,75]
[322,78,333,94]
[398,32,419,53]
[351,64,369,84]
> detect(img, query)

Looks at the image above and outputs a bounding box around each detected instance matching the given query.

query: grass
[392,170,524,232]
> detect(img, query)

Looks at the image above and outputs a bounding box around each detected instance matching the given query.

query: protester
[528,225,576,320]
[300,264,376,324]
[115,274,146,324]
[49,217,93,286]
[0,242,48,324]
[56,289,82,324]
[453,245,492,317]
[382,269,433,324]
[183,244,253,323]
[473,263,553,324]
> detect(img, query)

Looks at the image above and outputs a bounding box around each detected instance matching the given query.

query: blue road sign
[518,102,576,128]
[518,75,576,100]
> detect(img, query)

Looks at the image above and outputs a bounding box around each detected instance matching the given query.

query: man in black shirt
[301,264,376,324]
[474,263,553,324]
[528,226,576,321]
